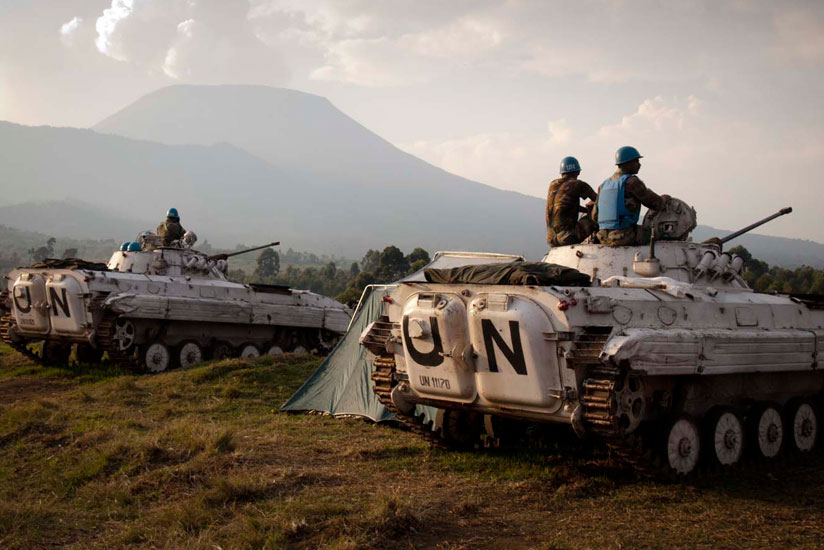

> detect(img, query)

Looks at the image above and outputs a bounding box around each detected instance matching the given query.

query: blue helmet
[120,242,131,251]
[615,146,642,165]
[127,242,142,252]
[559,156,581,174]
[166,207,179,219]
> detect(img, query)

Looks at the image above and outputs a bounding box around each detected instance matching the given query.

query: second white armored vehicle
[362,204,824,475]
[1,234,350,372]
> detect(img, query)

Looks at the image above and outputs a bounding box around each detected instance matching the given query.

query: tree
[407,247,430,265]
[337,271,378,305]
[349,262,360,277]
[360,249,380,273]
[406,247,430,275]
[377,245,408,281]
[322,261,337,280]
[28,237,56,262]
[255,248,280,278]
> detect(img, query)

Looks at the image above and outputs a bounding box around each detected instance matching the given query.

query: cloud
[311,37,430,86]
[307,14,504,86]
[60,16,84,47]
[547,119,571,145]
[599,95,701,138]
[92,0,287,83]
[402,95,708,197]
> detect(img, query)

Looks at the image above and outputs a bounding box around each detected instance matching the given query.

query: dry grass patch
[2,342,824,549]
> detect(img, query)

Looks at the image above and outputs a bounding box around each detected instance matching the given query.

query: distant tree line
[233,245,431,305]
[729,246,824,294]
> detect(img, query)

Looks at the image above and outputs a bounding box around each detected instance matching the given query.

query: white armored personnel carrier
[1,234,350,372]
[361,203,824,475]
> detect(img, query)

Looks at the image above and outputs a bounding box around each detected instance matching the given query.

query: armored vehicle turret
[1,236,350,372]
[361,203,824,475]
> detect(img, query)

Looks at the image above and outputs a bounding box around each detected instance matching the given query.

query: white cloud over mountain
[0,0,822,241]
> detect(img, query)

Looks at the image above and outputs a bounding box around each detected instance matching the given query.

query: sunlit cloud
[59,16,84,47]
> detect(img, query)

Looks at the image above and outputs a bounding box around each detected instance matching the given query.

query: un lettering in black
[481,319,527,375]
[49,287,71,317]
[402,315,444,367]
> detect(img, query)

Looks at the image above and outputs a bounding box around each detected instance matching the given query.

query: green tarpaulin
[280,285,396,421]
[280,252,526,423]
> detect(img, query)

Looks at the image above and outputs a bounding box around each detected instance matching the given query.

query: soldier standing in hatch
[156,207,186,246]
[546,156,598,247]
[595,146,669,246]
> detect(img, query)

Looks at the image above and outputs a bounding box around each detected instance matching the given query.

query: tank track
[0,313,42,364]
[96,311,138,368]
[371,354,450,449]
[581,365,657,469]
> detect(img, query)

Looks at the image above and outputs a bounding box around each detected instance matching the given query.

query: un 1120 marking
[418,375,451,389]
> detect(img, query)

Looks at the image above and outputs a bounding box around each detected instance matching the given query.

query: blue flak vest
[597,174,640,230]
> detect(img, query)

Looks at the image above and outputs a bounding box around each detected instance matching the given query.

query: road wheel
[266,345,284,356]
[178,342,203,369]
[41,341,71,366]
[292,345,308,355]
[704,407,744,468]
[142,342,171,373]
[112,319,137,353]
[664,415,701,476]
[239,344,260,359]
[75,344,103,365]
[211,342,233,360]
[786,399,818,453]
[749,404,784,459]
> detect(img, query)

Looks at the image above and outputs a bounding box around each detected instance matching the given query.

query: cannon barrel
[718,208,792,245]
[209,241,280,261]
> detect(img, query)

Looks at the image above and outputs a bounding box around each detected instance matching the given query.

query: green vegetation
[731,246,824,294]
[233,246,431,305]
[0,225,121,273]
[1,344,824,549]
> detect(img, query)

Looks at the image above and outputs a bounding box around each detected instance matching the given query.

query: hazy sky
[1,0,822,240]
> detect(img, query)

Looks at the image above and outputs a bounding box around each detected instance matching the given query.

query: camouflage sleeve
[577,180,597,201]
[625,176,666,211]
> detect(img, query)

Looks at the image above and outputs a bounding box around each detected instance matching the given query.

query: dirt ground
[1,346,823,549]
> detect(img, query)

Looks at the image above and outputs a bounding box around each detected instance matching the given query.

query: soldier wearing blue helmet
[156,207,187,247]
[546,156,598,247]
[595,146,669,246]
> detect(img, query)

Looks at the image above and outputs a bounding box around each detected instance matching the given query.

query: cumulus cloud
[60,16,84,47]
[307,14,504,86]
[92,0,287,83]
[403,95,707,196]
[599,95,701,138]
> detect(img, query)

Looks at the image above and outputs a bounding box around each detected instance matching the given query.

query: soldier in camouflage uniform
[595,147,669,246]
[546,156,598,247]
[157,207,186,247]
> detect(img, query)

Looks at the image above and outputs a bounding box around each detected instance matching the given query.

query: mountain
[691,226,824,269]
[0,199,151,241]
[0,120,546,257]
[94,85,425,184]
[0,84,821,266]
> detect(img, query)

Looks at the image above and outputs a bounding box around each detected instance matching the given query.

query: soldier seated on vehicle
[595,146,670,246]
[546,156,598,247]
[156,207,186,247]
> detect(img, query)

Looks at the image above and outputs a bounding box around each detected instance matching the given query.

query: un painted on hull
[361,214,824,475]
[2,245,351,371]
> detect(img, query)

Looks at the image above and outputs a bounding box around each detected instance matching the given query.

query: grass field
[1,342,824,549]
